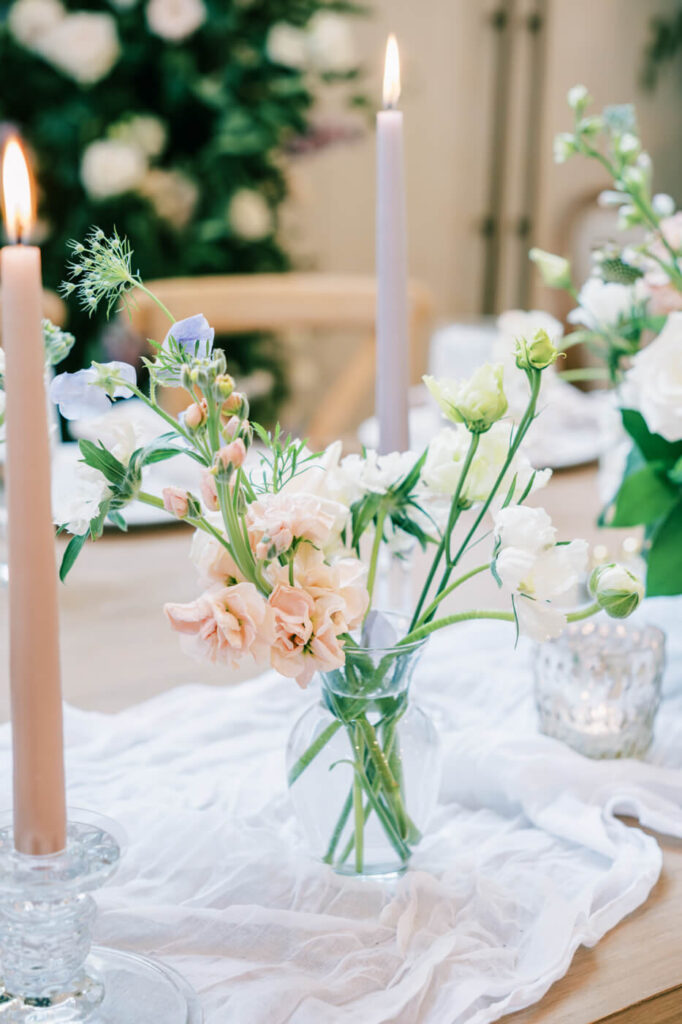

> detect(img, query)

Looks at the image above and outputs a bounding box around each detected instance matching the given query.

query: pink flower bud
[184,400,207,431]
[217,439,246,471]
[222,391,244,415]
[162,486,190,519]
[200,470,219,511]
[223,415,241,440]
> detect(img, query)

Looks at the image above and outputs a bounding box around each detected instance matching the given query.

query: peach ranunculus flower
[164,582,273,669]
[246,491,348,561]
[190,520,244,585]
[269,583,346,688]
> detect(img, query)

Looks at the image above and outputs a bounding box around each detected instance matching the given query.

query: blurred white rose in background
[623,311,682,442]
[265,23,308,68]
[111,115,167,158]
[81,139,147,200]
[146,0,207,42]
[568,276,648,330]
[7,0,64,48]
[37,12,120,85]
[228,188,272,241]
[307,12,355,72]
[138,168,199,229]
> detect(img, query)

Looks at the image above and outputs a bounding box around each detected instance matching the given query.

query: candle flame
[383,34,401,109]
[2,136,35,244]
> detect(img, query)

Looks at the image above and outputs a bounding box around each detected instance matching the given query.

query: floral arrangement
[0,0,366,413]
[50,228,643,874]
[528,85,682,597]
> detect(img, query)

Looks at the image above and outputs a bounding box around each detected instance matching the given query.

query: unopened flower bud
[529,248,572,290]
[223,390,245,415]
[180,365,194,390]
[200,469,219,511]
[215,373,235,399]
[216,439,246,472]
[553,132,576,164]
[183,400,207,431]
[515,329,561,371]
[567,84,590,112]
[424,362,507,434]
[162,486,190,519]
[617,132,640,158]
[589,563,644,619]
[223,415,241,440]
[652,193,675,218]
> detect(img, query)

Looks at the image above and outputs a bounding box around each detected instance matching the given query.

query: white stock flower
[228,189,272,241]
[493,505,588,642]
[52,461,110,536]
[146,0,206,41]
[307,12,355,71]
[81,140,147,200]
[7,0,64,47]
[36,12,120,85]
[623,312,682,441]
[138,168,198,229]
[568,276,648,331]
[266,22,307,67]
[422,422,550,506]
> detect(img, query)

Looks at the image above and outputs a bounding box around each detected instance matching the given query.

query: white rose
[266,22,307,68]
[493,505,556,554]
[7,0,64,48]
[228,188,272,241]
[36,12,120,85]
[568,276,648,331]
[306,12,355,72]
[623,312,682,441]
[138,168,198,229]
[81,140,147,200]
[146,0,206,41]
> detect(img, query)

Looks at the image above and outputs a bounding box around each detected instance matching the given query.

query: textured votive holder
[0,812,202,1023]
[533,620,666,759]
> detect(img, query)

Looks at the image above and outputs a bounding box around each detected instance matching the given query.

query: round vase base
[330,861,409,880]
[0,948,202,1024]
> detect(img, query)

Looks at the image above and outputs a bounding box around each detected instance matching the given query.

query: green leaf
[107,510,128,532]
[621,409,682,466]
[78,439,126,485]
[646,499,682,596]
[609,463,679,527]
[59,532,88,582]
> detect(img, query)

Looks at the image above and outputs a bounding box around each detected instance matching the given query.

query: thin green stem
[133,281,176,324]
[288,721,342,787]
[414,563,490,628]
[364,505,387,619]
[567,600,601,622]
[353,728,364,874]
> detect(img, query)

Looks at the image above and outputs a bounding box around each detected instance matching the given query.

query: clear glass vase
[286,635,441,878]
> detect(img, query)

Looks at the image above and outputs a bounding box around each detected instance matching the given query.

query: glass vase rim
[343,635,427,657]
[546,618,665,650]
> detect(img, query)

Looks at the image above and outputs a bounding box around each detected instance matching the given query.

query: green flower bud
[515,328,561,371]
[423,362,508,434]
[567,84,591,113]
[553,133,576,164]
[589,563,644,619]
[529,248,572,290]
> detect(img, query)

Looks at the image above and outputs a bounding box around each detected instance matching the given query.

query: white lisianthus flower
[7,0,64,48]
[421,422,550,506]
[52,462,110,536]
[146,0,206,41]
[622,312,682,441]
[493,505,589,642]
[266,22,308,67]
[568,276,648,331]
[138,168,199,230]
[424,362,507,433]
[81,139,147,200]
[307,12,355,72]
[228,188,273,241]
[36,12,120,85]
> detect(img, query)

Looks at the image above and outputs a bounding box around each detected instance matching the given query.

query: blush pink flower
[200,469,219,511]
[246,492,348,561]
[183,400,207,430]
[164,582,273,669]
[269,543,368,634]
[216,439,246,471]
[162,486,190,518]
[270,603,345,688]
[644,213,682,315]
[190,525,243,585]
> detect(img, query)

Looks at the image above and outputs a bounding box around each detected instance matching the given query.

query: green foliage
[643,10,682,88]
[0,0,367,413]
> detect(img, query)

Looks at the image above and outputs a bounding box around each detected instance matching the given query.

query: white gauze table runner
[1,597,681,1024]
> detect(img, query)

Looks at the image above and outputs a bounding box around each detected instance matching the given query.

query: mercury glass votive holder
[533,620,666,759]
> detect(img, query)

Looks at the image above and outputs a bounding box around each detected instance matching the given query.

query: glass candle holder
[533,620,666,759]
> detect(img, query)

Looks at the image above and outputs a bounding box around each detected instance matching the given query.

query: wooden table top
[0,465,679,1022]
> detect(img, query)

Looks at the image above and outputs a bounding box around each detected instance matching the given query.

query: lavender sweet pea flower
[50,361,137,420]
[163,314,215,359]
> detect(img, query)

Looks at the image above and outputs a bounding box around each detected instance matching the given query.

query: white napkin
[0,598,680,1023]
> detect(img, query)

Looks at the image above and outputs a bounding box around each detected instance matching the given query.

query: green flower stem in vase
[286,631,440,877]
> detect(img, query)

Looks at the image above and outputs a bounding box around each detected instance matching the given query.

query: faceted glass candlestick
[533,620,666,759]
[0,813,202,1023]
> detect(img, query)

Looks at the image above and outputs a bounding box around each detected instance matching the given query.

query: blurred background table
[0,463,679,1024]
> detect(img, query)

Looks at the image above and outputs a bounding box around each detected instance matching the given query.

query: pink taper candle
[1,137,66,855]
[376,34,410,455]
